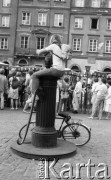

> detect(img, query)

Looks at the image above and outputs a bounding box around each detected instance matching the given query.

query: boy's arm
[36,49,48,55]
[36,44,54,55]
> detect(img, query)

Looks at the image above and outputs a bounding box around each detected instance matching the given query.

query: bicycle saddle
[58,112,70,119]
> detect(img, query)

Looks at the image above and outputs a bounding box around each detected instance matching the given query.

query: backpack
[12,77,19,89]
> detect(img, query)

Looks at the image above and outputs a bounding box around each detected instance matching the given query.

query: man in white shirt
[72,76,82,113]
[91,78,99,104]
[89,78,107,120]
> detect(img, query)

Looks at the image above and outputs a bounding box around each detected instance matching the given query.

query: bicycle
[19,111,91,146]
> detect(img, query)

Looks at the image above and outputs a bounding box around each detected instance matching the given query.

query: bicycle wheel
[19,122,35,140]
[62,123,91,146]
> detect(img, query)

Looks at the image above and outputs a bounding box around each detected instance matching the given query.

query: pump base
[11,139,76,159]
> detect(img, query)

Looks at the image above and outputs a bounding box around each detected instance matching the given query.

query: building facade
[68,0,111,73]
[0,0,18,65]
[1,0,111,73]
[14,0,71,68]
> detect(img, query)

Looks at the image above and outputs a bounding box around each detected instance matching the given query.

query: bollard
[31,76,58,147]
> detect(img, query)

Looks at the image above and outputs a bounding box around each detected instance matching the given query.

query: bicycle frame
[56,116,78,138]
[56,115,81,131]
[56,116,67,137]
[56,116,91,139]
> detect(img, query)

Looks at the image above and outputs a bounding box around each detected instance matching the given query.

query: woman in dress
[8,71,19,110]
[104,80,111,119]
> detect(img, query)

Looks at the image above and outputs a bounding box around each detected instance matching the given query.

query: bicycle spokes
[62,123,91,146]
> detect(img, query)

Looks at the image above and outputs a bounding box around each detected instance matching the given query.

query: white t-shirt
[45,44,64,70]
[91,82,99,94]
[75,81,82,93]
[96,84,107,97]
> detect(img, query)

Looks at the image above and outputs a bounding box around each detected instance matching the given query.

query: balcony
[15,47,36,56]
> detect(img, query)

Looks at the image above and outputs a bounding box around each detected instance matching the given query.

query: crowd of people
[56,74,111,120]
[0,66,111,120]
[0,68,35,111]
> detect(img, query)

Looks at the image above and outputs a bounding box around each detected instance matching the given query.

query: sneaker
[11,108,14,110]
[88,116,93,119]
[15,108,18,110]
[23,109,30,113]
[106,117,110,120]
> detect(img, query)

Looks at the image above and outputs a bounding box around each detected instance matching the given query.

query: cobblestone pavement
[0,109,111,180]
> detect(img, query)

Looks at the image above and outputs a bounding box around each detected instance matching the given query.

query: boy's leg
[32,68,64,94]
[58,99,63,113]
[23,102,29,111]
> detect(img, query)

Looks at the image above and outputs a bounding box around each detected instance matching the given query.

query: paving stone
[0,110,111,179]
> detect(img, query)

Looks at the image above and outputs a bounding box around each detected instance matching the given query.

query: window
[20,36,29,49]
[22,12,30,25]
[3,0,11,7]
[109,0,111,8]
[37,37,45,49]
[91,18,99,30]
[73,38,81,51]
[19,59,28,66]
[89,39,98,52]
[0,38,8,49]
[38,13,47,26]
[75,0,84,7]
[54,14,63,27]
[55,0,65,1]
[1,16,10,27]
[74,18,83,29]
[105,40,111,53]
[91,0,100,7]
[107,19,111,30]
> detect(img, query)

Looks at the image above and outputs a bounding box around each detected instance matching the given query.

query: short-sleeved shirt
[96,84,107,98]
[45,44,64,70]
[74,81,82,95]
[91,82,99,94]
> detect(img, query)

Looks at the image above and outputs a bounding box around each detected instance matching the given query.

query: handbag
[45,49,63,68]
[45,52,53,68]
[61,91,69,99]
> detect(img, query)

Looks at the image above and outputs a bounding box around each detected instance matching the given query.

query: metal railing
[15,47,36,56]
